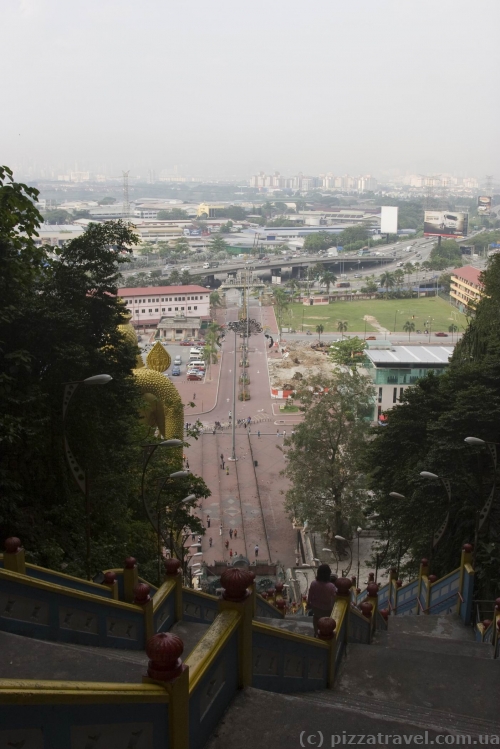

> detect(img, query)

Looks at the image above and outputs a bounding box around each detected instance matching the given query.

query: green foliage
[284,371,374,539]
[98,197,116,205]
[329,336,366,367]
[265,218,296,227]
[213,206,247,221]
[429,239,461,270]
[403,320,415,340]
[272,287,289,333]
[209,235,229,253]
[303,232,334,253]
[156,208,189,220]
[43,208,73,224]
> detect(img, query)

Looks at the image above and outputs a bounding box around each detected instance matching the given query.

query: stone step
[335,642,500,720]
[206,687,500,749]
[373,630,493,658]
[255,616,314,637]
[170,620,211,655]
[387,613,475,641]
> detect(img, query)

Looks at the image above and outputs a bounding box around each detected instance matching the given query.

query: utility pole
[122,170,130,218]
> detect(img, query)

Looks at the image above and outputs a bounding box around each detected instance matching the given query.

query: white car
[181,266,190,272]
[174,356,182,365]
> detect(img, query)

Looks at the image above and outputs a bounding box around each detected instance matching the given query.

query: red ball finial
[482,619,492,630]
[317,617,336,640]
[5,537,22,554]
[368,572,375,582]
[462,543,473,554]
[495,598,500,611]
[366,583,379,598]
[275,582,284,594]
[146,632,184,681]
[379,608,389,621]
[335,577,353,596]
[125,556,137,569]
[276,599,286,611]
[133,582,151,605]
[220,568,252,602]
[428,574,438,583]
[103,571,117,586]
[421,558,429,567]
[164,558,181,576]
[360,601,373,618]
[396,579,403,588]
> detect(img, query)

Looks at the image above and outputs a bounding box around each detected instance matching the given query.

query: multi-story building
[117,285,211,329]
[450,265,484,312]
[362,345,454,421]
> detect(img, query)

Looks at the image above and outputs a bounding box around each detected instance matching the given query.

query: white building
[117,284,211,328]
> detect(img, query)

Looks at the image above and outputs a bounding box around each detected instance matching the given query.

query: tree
[439,273,452,293]
[403,262,415,289]
[337,225,369,248]
[379,271,395,298]
[73,210,91,220]
[157,208,189,220]
[448,323,459,342]
[329,336,366,367]
[303,232,334,253]
[272,287,289,336]
[320,270,337,295]
[168,269,181,284]
[209,235,229,254]
[43,208,73,225]
[220,221,233,233]
[210,290,223,313]
[98,197,116,205]
[394,269,405,291]
[361,280,378,295]
[285,278,301,301]
[284,371,374,541]
[403,320,416,341]
[173,237,190,255]
[429,239,461,270]
[316,324,324,342]
[181,270,191,285]
[336,320,348,339]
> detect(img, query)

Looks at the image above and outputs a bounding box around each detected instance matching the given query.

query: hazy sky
[1,0,499,180]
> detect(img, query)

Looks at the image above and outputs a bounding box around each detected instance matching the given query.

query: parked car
[187,372,203,381]
[174,356,182,365]
[435,332,449,337]
[172,366,181,376]
[180,340,192,346]
[366,336,377,340]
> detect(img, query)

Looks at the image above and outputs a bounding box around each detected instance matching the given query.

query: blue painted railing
[378,582,390,611]
[0,569,146,649]
[459,565,474,625]
[348,607,371,643]
[419,577,428,612]
[182,588,219,624]
[152,583,177,635]
[25,563,113,599]
[428,570,460,614]
[0,683,170,748]
[252,621,329,693]
[395,578,419,615]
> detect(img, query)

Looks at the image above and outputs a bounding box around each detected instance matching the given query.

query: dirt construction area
[268,341,333,389]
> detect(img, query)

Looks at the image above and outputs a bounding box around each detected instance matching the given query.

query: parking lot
[139,341,206,380]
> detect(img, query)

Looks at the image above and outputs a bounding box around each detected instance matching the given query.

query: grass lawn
[288,297,467,334]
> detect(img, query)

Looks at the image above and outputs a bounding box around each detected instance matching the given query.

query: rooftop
[451,265,483,287]
[117,285,210,295]
[366,346,454,366]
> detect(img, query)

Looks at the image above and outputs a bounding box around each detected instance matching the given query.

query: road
[183,296,297,572]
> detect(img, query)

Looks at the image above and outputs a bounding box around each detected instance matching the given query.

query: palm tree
[337,320,348,339]
[320,271,337,297]
[285,278,301,302]
[272,287,289,337]
[403,262,414,292]
[316,324,324,342]
[403,320,416,341]
[379,271,395,299]
[394,269,404,292]
[448,323,458,342]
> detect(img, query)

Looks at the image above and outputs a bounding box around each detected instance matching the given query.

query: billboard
[424,211,468,238]
[380,206,398,234]
[477,196,492,216]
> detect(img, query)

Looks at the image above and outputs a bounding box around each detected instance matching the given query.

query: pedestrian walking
[247,416,251,424]
[257,430,261,439]
[283,430,286,437]
[207,515,210,527]
[220,453,224,464]
[193,393,196,400]
[229,528,233,539]
[197,535,202,544]
[213,428,216,435]
[254,544,259,558]
[225,540,229,549]
[209,537,213,547]
[276,430,280,437]
[229,548,233,558]
[226,466,229,475]
[234,528,237,539]
[186,460,189,470]
[244,422,247,429]
[219,524,223,536]
[191,532,195,541]
[228,410,232,420]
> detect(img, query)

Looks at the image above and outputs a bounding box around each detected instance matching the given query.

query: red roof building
[450,266,484,312]
[117,284,211,327]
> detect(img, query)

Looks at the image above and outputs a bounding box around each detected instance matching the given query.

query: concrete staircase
[208,614,500,749]
[0,620,210,683]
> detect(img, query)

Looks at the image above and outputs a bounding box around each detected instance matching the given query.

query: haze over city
[2,0,499,181]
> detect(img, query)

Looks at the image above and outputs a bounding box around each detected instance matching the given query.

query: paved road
[184,299,297,572]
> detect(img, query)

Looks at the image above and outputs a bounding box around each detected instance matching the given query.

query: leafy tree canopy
[329,336,367,367]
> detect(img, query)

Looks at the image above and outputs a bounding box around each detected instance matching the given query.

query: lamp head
[161,439,184,447]
[464,437,485,446]
[83,374,112,386]
[389,492,405,500]
[334,535,346,542]
[169,470,190,479]
[420,471,439,480]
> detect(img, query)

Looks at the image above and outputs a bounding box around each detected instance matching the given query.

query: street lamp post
[334,534,353,577]
[419,471,452,561]
[464,437,498,568]
[62,374,113,580]
[154,469,193,585]
[227,318,262,461]
[356,527,362,585]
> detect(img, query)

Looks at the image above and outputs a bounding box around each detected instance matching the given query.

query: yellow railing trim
[349,606,370,623]
[0,679,169,704]
[181,586,218,602]
[152,579,176,611]
[185,609,240,693]
[428,567,460,587]
[252,620,329,649]
[0,568,142,612]
[464,563,474,574]
[24,563,112,595]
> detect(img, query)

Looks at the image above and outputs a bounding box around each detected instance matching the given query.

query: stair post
[123,556,139,603]
[102,570,119,600]
[457,543,474,624]
[317,617,337,687]
[3,537,26,575]
[165,558,183,622]
[418,558,430,615]
[134,582,154,642]
[219,568,254,688]
[143,631,189,749]
[388,568,398,614]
